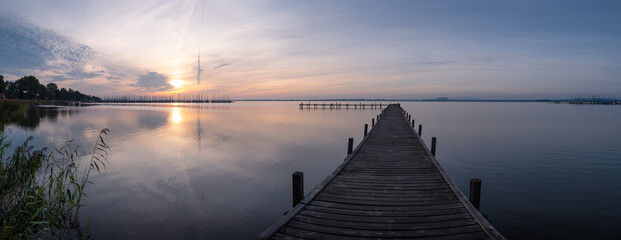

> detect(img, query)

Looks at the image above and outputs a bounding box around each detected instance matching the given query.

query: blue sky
[1,0,620,99]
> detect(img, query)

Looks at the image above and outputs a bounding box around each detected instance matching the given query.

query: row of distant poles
[101,93,231,103]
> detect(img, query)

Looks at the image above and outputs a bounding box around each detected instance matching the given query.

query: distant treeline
[0,75,101,102]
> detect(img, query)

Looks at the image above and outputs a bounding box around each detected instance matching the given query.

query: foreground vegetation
[0,129,110,239]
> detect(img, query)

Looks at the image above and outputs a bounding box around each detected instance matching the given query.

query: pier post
[412,119,415,128]
[347,138,353,155]
[408,114,411,122]
[418,125,422,136]
[292,172,304,207]
[364,124,368,137]
[431,137,437,156]
[372,118,375,127]
[469,179,481,210]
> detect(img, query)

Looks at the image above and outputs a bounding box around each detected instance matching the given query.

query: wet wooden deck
[257,104,504,239]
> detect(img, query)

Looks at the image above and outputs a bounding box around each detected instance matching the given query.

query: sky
[1,0,620,99]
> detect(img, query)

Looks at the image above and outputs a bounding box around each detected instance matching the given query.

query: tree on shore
[14,76,41,99]
[46,83,58,100]
[1,75,101,102]
[0,75,5,94]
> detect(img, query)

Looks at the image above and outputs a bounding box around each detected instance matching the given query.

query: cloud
[0,11,94,77]
[212,63,232,70]
[132,72,172,91]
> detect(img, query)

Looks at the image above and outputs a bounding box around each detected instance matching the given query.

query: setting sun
[169,79,184,89]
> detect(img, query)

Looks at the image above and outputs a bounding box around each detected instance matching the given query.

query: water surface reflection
[3,102,620,239]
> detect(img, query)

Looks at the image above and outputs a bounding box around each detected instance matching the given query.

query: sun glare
[170,79,184,88]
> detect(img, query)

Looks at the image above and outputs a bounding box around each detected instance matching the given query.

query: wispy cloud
[212,63,231,70]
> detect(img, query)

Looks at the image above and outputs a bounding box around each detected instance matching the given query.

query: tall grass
[0,128,110,239]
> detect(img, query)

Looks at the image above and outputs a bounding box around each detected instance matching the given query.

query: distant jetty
[299,102,384,109]
[568,98,620,105]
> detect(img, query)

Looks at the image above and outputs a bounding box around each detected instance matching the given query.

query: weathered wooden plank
[323,185,451,192]
[304,204,469,217]
[330,181,450,189]
[337,175,441,180]
[297,210,474,224]
[333,175,445,182]
[292,215,478,231]
[321,187,455,196]
[278,226,491,240]
[308,200,466,211]
[332,179,445,185]
[315,192,456,202]
[285,220,485,238]
[313,197,458,206]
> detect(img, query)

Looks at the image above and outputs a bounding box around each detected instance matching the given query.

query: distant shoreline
[236,99,620,105]
[237,99,555,102]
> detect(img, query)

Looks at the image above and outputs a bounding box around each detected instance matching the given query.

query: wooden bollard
[372,118,375,127]
[292,172,304,207]
[408,114,411,122]
[469,179,481,210]
[431,137,437,156]
[418,125,422,136]
[412,119,415,128]
[364,124,368,136]
[347,138,353,155]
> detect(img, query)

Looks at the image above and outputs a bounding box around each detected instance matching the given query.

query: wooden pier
[299,102,383,109]
[258,104,504,239]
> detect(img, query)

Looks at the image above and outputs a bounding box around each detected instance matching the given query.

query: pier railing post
[431,137,437,156]
[372,118,375,127]
[412,119,415,128]
[408,114,411,122]
[469,179,481,210]
[418,125,422,136]
[347,138,353,155]
[292,172,304,207]
[364,124,368,137]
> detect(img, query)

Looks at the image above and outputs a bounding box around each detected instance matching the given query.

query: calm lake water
[3,101,621,239]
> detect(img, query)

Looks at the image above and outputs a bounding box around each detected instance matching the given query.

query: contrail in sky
[196,0,204,84]
[176,0,197,50]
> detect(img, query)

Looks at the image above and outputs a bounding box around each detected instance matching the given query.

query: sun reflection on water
[171,107,183,124]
